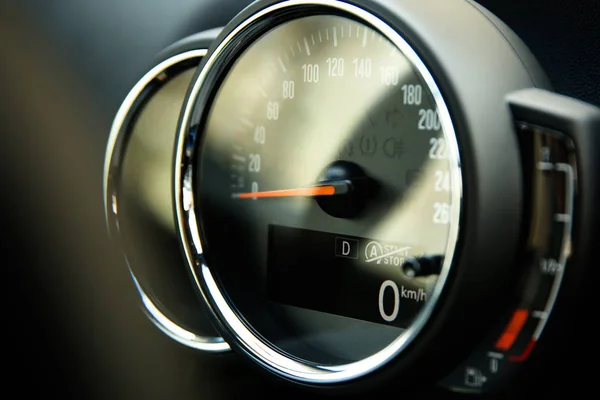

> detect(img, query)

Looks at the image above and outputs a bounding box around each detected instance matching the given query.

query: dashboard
[2,0,599,398]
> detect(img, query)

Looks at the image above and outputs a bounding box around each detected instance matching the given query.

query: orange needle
[235,185,334,199]
[233,181,351,199]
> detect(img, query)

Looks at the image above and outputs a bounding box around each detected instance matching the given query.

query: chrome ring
[175,0,462,382]
[104,49,230,353]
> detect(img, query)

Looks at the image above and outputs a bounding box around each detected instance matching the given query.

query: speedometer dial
[178,0,461,383]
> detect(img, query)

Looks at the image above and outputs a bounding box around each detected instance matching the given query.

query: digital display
[267,225,431,328]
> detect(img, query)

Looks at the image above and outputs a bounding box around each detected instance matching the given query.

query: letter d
[342,241,350,255]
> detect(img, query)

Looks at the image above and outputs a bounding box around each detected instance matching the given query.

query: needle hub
[316,161,377,219]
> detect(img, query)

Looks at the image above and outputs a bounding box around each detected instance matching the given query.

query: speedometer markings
[303,37,311,56]
[297,42,302,53]
[232,154,246,163]
[362,27,368,47]
[289,46,296,57]
[278,57,287,72]
[318,30,323,42]
[257,86,268,98]
[311,34,316,45]
[333,27,338,46]
[241,118,254,128]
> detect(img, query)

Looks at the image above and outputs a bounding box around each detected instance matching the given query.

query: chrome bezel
[175,0,462,383]
[104,49,230,353]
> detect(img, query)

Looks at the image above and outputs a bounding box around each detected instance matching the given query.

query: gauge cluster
[104,0,600,395]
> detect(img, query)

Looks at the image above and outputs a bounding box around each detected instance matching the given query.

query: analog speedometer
[179,1,460,380]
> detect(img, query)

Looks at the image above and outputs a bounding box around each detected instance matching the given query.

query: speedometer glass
[194,10,460,367]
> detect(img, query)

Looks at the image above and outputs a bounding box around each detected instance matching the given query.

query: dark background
[1,0,598,398]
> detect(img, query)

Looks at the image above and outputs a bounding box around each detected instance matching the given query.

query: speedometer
[171,0,600,393]
[196,10,459,366]
[177,0,462,382]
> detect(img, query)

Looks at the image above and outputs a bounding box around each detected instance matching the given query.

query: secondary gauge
[173,0,600,393]
[104,31,229,352]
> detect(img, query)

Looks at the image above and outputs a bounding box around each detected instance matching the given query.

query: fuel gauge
[440,118,577,393]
